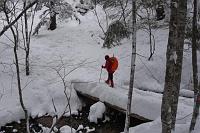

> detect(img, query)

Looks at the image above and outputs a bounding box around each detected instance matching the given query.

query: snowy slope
[0,3,199,133]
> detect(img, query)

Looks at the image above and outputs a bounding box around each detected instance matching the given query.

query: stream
[0,105,150,133]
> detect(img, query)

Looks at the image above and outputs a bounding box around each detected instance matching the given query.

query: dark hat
[105,55,109,60]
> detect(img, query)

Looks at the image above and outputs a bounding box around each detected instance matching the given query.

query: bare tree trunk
[24,1,30,76]
[161,0,187,133]
[14,37,30,133]
[190,91,200,132]
[124,0,136,132]
[171,0,187,129]
[191,0,198,100]
[189,0,200,131]
[3,1,30,133]
[49,1,57,30]
[147,9,154,61]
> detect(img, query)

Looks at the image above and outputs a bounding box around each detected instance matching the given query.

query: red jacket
[103,58,114,73]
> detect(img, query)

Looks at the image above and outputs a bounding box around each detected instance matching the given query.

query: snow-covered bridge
[72,81,193,122]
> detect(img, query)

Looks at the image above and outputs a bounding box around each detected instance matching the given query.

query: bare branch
[93,0,106,35]
[0,0,38,37]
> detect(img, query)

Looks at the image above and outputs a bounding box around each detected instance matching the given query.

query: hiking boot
[110,81,114,88]
[105,80,109,84]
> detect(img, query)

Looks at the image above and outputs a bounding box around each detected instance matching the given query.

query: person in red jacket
[102,55,114,87]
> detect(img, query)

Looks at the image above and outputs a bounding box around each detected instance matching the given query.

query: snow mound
[88,101,106,123]
[60,125,76,133]
[42,125,76,133]
[129,117,200,133]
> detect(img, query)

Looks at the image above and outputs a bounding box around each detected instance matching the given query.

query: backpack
[110,57,118,72]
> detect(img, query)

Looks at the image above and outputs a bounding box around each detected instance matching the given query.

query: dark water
[0,105,149,133]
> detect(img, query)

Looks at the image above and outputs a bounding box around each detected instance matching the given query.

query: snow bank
[0,78,82,126]
[129,117,200,133]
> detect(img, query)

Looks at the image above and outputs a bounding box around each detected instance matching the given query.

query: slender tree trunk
[124,0,136,132]
[14,37,30,133]
[191,0,198,99]
[3,2,30,133]
[147,10,153,61]
[24,1,30,76]
[49,1,56,30]
[161,0,187,133]
[190,92,200,132]
[189,0,200,131]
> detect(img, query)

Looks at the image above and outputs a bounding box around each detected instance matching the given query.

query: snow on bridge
[72,81,193,121]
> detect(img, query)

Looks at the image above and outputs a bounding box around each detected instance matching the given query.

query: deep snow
[0,2,200,133]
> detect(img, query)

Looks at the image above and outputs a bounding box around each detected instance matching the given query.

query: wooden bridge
[72,81,193,127]
[72,81,154,122]
[75,89,151,122]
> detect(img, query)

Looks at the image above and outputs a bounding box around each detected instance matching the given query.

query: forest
[0,0,200,133]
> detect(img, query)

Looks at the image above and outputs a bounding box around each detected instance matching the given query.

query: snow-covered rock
[88,101,106,123]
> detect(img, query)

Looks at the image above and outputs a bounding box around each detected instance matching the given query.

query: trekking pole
[99,68,102,83]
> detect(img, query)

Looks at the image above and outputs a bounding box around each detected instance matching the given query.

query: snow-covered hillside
[0,2,200,133]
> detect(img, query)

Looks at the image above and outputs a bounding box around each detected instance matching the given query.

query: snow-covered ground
[0,3,200,133]
[130,117,200,133]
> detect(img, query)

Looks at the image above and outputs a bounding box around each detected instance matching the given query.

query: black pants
[107,73,114,87]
